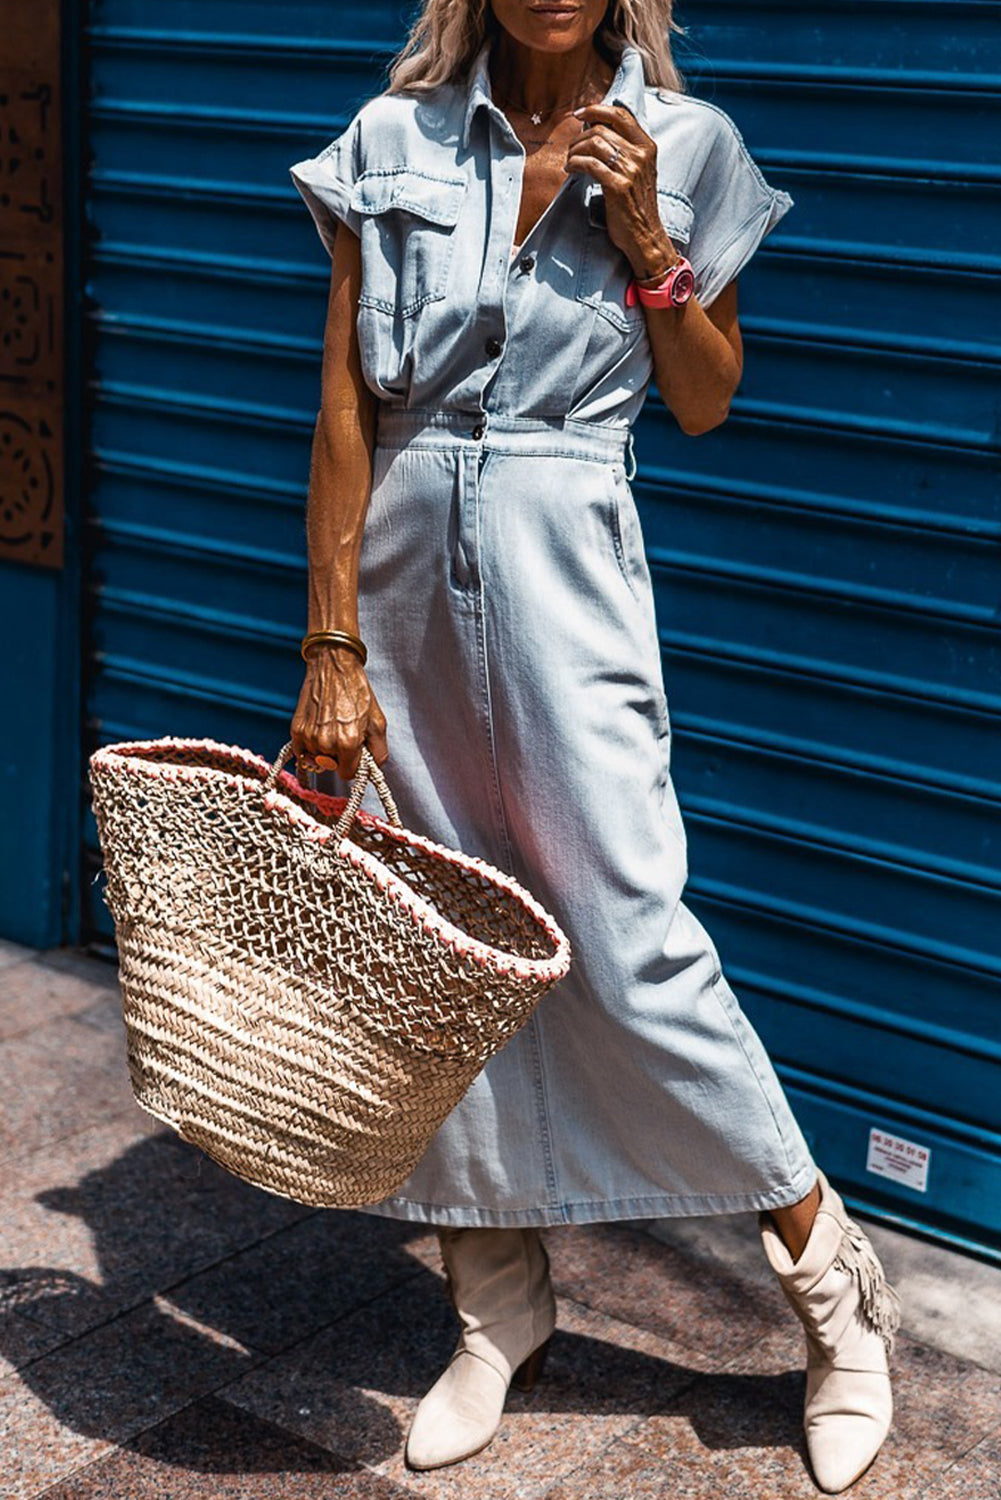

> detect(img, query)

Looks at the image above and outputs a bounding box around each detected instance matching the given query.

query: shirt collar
[460,37,649,151]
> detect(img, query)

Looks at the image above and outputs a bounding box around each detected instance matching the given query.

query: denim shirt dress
[289,39,818,1226]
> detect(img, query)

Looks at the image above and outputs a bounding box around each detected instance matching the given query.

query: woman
[288,0,901,1489]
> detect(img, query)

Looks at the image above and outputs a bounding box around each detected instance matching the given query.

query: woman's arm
[566,102,744,437]
[290,221,389,781]
[641,276,743,437]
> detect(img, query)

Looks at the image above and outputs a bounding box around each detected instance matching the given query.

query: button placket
[472,130,530,422]
[473,126,517,415]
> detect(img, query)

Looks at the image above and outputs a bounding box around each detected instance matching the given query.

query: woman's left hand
[564,103,677,280]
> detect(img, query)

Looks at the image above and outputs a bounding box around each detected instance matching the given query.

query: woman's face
[489,0,608,54]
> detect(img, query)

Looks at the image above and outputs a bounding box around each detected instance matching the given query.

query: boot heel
[511,1335,551,1393]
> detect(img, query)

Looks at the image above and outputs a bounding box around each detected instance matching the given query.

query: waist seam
[374,407,633,462]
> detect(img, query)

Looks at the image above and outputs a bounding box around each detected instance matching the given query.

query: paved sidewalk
[1,939,999,1498]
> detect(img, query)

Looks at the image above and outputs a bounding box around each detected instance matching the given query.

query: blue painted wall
[72,0,1001,1255]
[0,566,80,946]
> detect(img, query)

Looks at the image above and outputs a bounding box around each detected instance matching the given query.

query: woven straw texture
[87,736,572,1208]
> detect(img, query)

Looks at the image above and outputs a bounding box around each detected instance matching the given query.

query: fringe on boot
[832,1215,903,1356]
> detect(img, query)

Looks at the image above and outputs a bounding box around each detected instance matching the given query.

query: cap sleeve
[289,109,364,253]
[685,103,793,309]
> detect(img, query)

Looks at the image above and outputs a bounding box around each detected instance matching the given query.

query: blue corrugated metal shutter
[81,0,1001,1257]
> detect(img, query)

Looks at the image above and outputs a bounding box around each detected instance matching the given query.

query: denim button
[518,253,535,272]
[485,337,502,358]
[471,422,485,439]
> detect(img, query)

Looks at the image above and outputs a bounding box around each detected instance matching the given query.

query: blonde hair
[385,0,687,97]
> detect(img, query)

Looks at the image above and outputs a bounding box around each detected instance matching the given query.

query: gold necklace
[493,74,607,127]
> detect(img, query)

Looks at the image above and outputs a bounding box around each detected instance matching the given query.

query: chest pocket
[350,166,467,318]
[576,185,694,335]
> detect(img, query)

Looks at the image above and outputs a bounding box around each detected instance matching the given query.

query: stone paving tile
[582,1322,1001,1500]
[0,938,36,971]
[214,1269,451,1473]
[0,1294,261,1500]
[0,1393,115,1500]
[541,1433,760,1500]
[0,1310,70,1378]
[1,1114,163,1334]
[859,1333,1001,1497]
[859,1228,1001,1379]
[544,1220,788,1365]
[0,1000,137,1163]
[0,957,118,1042]
[164,1210,430,1355]
[917,1423,1001,1499]
[220,1275,707,1500]
[29,948,120,991]
[37,1394,420,1499]
[1,1116,308,1339]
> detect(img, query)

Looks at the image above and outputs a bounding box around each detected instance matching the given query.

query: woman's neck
[488,33,613,119]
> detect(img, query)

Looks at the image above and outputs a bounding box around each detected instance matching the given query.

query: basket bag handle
[265,741,403,841]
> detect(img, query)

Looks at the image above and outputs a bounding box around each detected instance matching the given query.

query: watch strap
[625,255,695,308]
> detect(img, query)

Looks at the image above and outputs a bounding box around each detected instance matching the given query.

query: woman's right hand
[290,645,389,784]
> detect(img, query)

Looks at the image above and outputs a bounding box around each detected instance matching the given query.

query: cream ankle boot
[404,1226,556,1471]
[760,1170,902,1493]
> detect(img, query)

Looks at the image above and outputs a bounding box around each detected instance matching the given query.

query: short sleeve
[685,104,793,308]
[289,110,364,253]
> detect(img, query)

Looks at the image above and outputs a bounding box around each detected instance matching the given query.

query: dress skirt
[347,404,819,1228]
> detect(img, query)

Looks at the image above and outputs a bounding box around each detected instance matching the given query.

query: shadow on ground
[1,1130,809,1477]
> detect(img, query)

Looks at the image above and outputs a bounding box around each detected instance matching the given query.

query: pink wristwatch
[625,255,696,309]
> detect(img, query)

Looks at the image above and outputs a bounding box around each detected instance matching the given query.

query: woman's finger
[339,742,365,782]
[573,101,647,143]
[572,119,629,148]
[564,154,622,190]
[566,124,631,168]
[365,724,390,767]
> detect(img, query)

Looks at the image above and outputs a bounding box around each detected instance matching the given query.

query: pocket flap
[586,180,693,243]
[657,188,694,244]
[350,167,467,226]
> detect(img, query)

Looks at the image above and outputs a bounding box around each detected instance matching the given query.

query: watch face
[672,266,696,303]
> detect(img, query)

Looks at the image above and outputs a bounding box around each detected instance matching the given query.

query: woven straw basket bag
[88,735,571,1208]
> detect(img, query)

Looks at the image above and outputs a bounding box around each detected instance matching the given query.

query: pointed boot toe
[405,1352,509,1470]
[806,1403,891,1493]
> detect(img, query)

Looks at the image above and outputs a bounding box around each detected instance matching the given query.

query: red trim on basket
[89,736,571,983]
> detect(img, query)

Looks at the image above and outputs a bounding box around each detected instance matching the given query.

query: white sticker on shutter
[866,1128,930,1193]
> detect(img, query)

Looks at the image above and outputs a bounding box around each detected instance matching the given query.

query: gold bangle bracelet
[635,251,682,288]
[301,629,368,666]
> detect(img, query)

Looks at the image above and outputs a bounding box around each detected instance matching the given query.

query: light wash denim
[289,40,818,1225]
